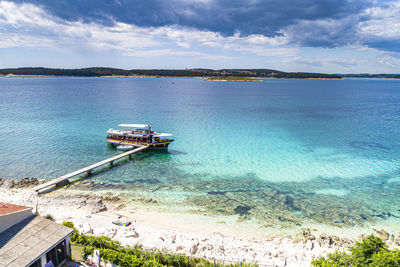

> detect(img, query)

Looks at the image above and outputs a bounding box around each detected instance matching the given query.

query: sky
[0,0,400,73]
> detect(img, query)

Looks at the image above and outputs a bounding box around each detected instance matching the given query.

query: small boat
[107,124,174,149]
[116,144,135,151]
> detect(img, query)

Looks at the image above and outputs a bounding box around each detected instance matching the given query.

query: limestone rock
[374,229,389,240]
[1,179,14,189]
[190,242,199,254]
[318,233,333,247]
[127,231,139,238]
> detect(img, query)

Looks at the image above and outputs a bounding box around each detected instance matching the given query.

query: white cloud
[1,0,400,72]
[0,0,294,60]
[359,1,400,39]
[244,33,288,46]
[122,49,233,60]
[0,1,161,51]
[283,51,400,73]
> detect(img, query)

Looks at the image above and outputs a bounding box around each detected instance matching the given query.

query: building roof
[0,215,74,267]
[0,202,31,215]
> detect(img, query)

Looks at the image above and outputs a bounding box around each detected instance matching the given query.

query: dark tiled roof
[0,215,74,267]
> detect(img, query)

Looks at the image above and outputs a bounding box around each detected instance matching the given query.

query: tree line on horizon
[0,67,399,79]
[0,67,342,79]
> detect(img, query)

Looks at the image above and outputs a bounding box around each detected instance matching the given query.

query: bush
[312,235,400,267]
[84,246,163,267]
[62,221,256,267]
[44,214,55,221]
[312,251,353,266]
[62,221,79,242]
[349,235,387,265]
[370,249,400,267]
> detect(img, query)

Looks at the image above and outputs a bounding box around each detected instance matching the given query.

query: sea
[1,76,400,232]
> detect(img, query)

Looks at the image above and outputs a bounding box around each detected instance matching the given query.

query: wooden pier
[33,145,149,193]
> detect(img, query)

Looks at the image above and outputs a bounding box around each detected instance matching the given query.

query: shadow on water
[349,141,391,151]
[70,149,160,183]
[70,147,188,187]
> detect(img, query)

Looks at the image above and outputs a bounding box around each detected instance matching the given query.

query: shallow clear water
[2,77,400,228]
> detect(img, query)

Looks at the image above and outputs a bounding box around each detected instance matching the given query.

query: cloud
[0,1,162,51]
[282,49,400,73]
[121,49,233,60]
[358,1,400,52]
[0,1,297,59]
[13,0,367,37]
[283,17,359,48]
[5,0,400,54]
[2,0,400,72]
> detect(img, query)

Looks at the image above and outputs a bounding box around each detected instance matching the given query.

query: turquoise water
[2,77,400,228]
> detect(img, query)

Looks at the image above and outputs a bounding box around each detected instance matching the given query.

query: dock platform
[33,145,149,193]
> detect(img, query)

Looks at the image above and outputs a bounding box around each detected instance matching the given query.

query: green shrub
[312,251,353,266]
[84,246,163,267]
[44,214,55,221]
[312,235,400,267]
[370,249,400,267]
[349,235,387,265]
[62,221,256,267]
[62,221,79,242]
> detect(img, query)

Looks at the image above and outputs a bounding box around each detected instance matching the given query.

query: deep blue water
[1,77,400,228]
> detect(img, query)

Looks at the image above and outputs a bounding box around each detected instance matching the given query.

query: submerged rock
[234,205,252,216]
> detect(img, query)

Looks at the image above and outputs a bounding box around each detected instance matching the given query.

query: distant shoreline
[3,74,398,80]
[1,67,400,79]
[0,74,339,79]
[0,67,343,79]
[0,74,354,80]
[2,73,399,80]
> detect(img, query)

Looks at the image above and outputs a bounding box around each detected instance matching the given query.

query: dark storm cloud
[13,0,368,37]
[13,0,400,53]
[284,17,359,48]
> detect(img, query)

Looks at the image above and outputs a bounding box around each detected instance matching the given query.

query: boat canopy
[157,133,173,137]
[118,124,149,128]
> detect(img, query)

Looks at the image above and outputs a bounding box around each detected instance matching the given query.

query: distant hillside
[0,67,341,79]
[0,67,130,77]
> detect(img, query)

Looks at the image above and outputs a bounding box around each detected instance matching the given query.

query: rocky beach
[2,178,400,266]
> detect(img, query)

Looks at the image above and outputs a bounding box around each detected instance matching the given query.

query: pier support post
[129,154,132,159]
[87,170,92,176]
[110,161,114,167]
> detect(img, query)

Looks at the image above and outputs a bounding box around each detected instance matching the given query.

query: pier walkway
[33,145,149,193]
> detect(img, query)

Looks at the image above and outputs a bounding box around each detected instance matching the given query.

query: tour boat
[106,124,174,149]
